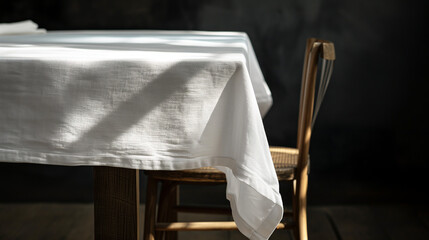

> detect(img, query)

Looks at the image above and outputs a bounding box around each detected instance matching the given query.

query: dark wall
[1,0,428,204]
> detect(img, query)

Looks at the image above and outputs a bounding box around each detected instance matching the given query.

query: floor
[0,203,428,240]
[0,163,428,239]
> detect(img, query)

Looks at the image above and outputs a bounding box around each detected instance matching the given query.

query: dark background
[0,0,428,206]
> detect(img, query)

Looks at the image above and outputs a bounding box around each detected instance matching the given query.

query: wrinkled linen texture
[0,31,282,239]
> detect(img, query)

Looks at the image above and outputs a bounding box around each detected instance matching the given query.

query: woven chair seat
[145,147,299,182]
[270,146,299,180]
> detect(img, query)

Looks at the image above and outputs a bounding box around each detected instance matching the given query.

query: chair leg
[144,176,158,240]
[292,165,309,240]
[156,181,177,240]
[165,184,178,240]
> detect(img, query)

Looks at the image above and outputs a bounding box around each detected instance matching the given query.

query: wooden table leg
[93,166,140,240]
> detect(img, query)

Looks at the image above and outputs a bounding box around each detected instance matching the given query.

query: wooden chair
[143,38,336,240]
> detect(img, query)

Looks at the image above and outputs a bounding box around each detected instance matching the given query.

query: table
[0,31,283,240]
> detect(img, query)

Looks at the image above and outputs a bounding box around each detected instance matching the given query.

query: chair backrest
[296,38,336,170]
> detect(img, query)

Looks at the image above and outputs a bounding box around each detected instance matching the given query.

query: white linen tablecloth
[0,20,46,35]
[0,31,282,240]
